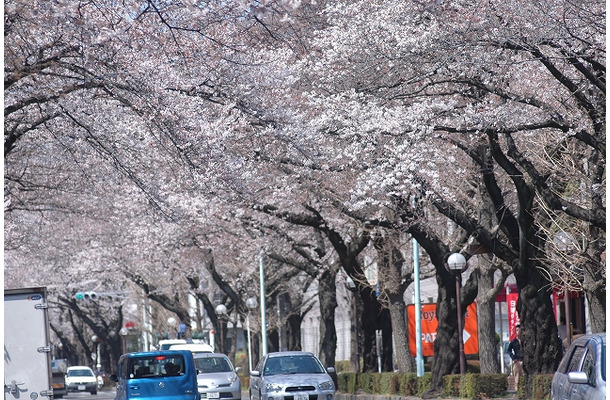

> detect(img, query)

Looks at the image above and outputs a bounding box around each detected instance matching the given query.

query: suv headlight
[318,380,334,391]
[265,383,283,393]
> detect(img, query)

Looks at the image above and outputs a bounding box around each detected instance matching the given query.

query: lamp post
[553,232,577,346]
[448,253,468,375]
[246,297,258,372]
[259,250,268,356]
[215,304,227,353]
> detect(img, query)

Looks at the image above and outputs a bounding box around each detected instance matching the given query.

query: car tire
[91,390,97,395]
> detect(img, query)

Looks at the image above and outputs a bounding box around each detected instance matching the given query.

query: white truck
[4,287,54,399]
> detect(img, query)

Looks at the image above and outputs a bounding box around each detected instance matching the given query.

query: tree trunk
[423,259,478,397]
[379,308,393,371]
[516,270,563,375]
[476,266,500,374]
[318,269,338,367]
[349,291,361,371]
[388,297,415,372]
[427,268,460,392]
[360,286,384,372]
[286,312,303,350]
[585,224,606,333]
[372,230,415,372]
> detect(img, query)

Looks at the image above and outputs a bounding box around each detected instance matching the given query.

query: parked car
[249,351,336,400]
[193,352,241,399]
[110,350,200,400]
[551,333,606,400]
[65,366,98,395]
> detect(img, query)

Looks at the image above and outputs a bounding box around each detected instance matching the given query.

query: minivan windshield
[127,354,185,378]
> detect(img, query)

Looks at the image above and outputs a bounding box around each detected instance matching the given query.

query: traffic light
[75,291,98,300]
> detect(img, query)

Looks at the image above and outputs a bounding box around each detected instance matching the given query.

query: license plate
[78,385,86,391]
[208,392,220,399]
[294,394,309,400]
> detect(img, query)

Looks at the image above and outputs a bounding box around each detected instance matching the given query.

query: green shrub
[417,372,432,396]
[531,374,553,400]
[337,371,514,399]
[357,372,375,394]
[379,372,400,394]
[459,374,508,400]
[397,373,419,396]
[442,374,462,398]
[334,360,351,373]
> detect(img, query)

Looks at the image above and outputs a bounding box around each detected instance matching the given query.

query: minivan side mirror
[109,374,118,382]
[250,370,261,377]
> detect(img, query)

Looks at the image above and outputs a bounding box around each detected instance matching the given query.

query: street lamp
[91,335,101,370]
[120,327,128,354]
[215,304,227,353]
[246,297,258,372]
[167,317,178,339]
[448,252,468,375]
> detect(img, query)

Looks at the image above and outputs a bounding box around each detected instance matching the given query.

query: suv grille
[285,386,316,392]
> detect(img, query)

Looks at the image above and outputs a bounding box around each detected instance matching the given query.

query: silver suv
[551,333,606,400]
[249,351,335,400]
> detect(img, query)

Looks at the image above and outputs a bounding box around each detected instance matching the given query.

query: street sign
[407,303,478,357]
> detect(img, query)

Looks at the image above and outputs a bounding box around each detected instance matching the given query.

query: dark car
[249,351,335,400]
[193,352,241,400]
[551,333,606,400]
[110,350,201,400]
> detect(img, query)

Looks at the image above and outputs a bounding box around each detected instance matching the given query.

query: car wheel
[91,390,97,395]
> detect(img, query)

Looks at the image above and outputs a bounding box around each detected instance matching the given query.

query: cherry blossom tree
[4,0,604,390]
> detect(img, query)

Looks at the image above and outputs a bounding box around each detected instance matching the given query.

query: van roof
[169,343,214,353]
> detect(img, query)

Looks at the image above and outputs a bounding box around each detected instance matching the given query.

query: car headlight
[265,383,283,393]
[228,372,238,384]
[318,381,334,391]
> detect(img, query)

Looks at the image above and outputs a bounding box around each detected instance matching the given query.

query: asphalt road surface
[62,390,115,400]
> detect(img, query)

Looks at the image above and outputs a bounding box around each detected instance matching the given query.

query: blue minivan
[110,350,201,400]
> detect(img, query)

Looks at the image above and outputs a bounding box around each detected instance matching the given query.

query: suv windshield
[264,356,325,376]
[127,354,185,378]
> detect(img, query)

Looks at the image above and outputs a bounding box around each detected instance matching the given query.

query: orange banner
[407,303,478,356]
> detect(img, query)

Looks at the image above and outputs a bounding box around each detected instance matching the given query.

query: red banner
[407,303,478,357]
[507,292,521,341]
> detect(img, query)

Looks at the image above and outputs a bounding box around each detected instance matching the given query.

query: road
[63,390,115,400]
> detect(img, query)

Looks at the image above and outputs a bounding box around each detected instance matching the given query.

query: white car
[65,366,98,395]
[194,353,241,399]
